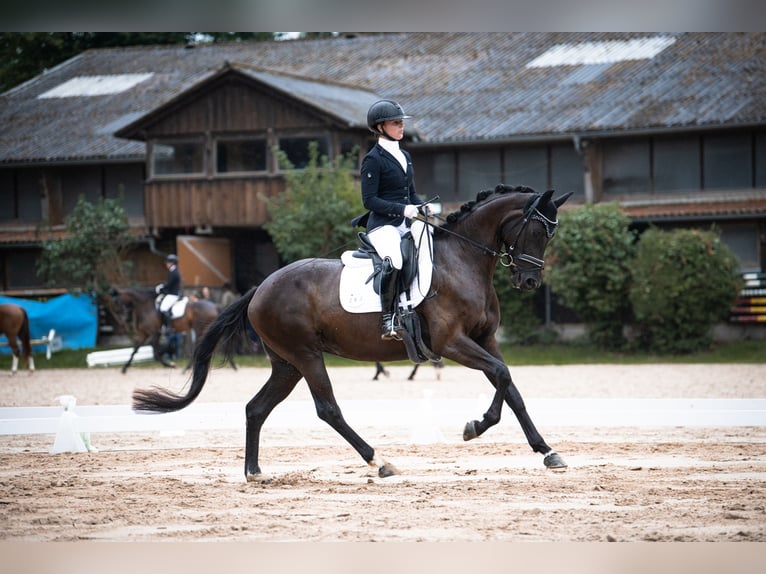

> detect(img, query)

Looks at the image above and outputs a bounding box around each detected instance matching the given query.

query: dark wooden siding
[144,81,328,137]
[144,176,284,228]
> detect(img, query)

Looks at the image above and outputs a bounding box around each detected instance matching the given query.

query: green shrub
[629,227,742,354]
[545,203,636,349]
[493,265,544,344]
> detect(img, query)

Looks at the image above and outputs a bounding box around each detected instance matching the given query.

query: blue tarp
[0,293,98,353]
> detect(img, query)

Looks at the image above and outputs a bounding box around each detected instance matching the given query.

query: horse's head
[503,188,573,290]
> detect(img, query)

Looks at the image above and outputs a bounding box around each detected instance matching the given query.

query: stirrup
[380,315,397,340]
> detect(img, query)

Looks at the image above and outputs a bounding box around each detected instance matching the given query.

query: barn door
[176,235,231,288]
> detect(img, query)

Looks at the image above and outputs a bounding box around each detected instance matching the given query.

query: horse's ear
[541,189,554,203]
[554,191,574,207]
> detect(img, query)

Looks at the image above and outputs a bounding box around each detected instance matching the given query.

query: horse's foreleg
[446,335,566,469]
[244,357,303,482]
[501,383,565,467]
[303,359,398,478]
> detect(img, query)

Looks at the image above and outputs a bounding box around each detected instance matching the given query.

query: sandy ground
[0,362,765,542]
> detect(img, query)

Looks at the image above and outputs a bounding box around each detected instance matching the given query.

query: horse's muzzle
[512,269,541,290]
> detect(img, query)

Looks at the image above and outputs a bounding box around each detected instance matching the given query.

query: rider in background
[355,99,426,340]
[155,253,182,332]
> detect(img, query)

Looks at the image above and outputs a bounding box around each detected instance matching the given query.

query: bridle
[500,193,559,270]
[419,193,559,271]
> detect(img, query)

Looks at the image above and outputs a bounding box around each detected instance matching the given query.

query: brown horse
[134,185,572,480]
[110,288,219,373]
[0,303,34,375]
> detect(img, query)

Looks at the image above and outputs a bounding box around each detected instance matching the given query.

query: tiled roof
[1,32,765,164]
[619,190,766,220]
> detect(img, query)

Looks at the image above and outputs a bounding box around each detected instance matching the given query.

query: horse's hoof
[544,452,567,469]
[246,472,271,484]
[463,420,479,441]
[378,463,400,478]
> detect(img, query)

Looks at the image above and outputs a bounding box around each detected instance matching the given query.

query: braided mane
[439,184,538,233]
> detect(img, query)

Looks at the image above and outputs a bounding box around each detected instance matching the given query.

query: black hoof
[378,463,400,478]
[543,452,567,469]
[463,420,479,441]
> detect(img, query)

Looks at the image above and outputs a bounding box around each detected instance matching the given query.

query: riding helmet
[366,100,412,133]
[165,254,178,264]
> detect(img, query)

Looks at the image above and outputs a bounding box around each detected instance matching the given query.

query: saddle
[352,231,419,296]
[154,296,189,320]
[339,219,440,364]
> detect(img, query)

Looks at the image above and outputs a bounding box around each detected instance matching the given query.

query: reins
[415,192,557,270]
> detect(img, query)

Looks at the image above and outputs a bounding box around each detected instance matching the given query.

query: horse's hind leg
[121,344,141,374]
[244,356,303,481]
[302,357,398,478]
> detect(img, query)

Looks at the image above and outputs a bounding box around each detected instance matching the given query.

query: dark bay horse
[134,185,573,480]
[111,288,219,373]
[0,303,34,375]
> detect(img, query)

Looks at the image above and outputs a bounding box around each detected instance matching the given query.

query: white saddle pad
[168,298,189,319]
[339,219,434,314]
[154,297,189,319]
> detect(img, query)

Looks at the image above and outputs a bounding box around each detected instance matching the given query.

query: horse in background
[110,287,219,373]
[373,360,444,381]
[0,303,34,375]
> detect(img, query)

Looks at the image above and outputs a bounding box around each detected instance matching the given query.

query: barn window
[216,138,267,173]
[277,136,329,169]
[550,142,585,196]
[654,135,701,193]
[602,139,650,195]
[458,149,502,199]
[150,140,204,177]
[703,133,752,190]
[504,146,548,193]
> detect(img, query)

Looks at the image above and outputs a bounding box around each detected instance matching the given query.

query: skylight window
[37,73,153,98]
[526,36,676,68]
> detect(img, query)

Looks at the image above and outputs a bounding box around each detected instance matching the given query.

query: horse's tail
[19,309,32,358]
[133,286,258,413]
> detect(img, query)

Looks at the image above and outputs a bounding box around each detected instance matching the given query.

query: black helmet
[366,99,412,133]
[165,254,178,264]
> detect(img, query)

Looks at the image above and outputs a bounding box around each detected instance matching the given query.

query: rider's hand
[403,204,419,219]
[155,284,164,294]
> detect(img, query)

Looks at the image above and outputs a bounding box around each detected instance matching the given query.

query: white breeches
[158,294,180,313]
[368,224,407,269]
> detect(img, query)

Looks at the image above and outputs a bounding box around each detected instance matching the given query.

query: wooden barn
[1,33,765,316]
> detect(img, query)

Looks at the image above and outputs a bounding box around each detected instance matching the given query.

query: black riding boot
[379,258,400,341]
[161,312,172,334]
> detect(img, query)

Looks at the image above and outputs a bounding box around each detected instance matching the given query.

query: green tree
[264,143,363,263]
[36,195,135,295]
[545,203,636,349]
[0,32,277,93]
[629,227,742,354]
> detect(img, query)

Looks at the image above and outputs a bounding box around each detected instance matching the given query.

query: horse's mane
[116,287,156,301]
[437,184,538,234]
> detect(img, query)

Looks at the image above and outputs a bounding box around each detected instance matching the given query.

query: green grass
[3,338,764,371]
